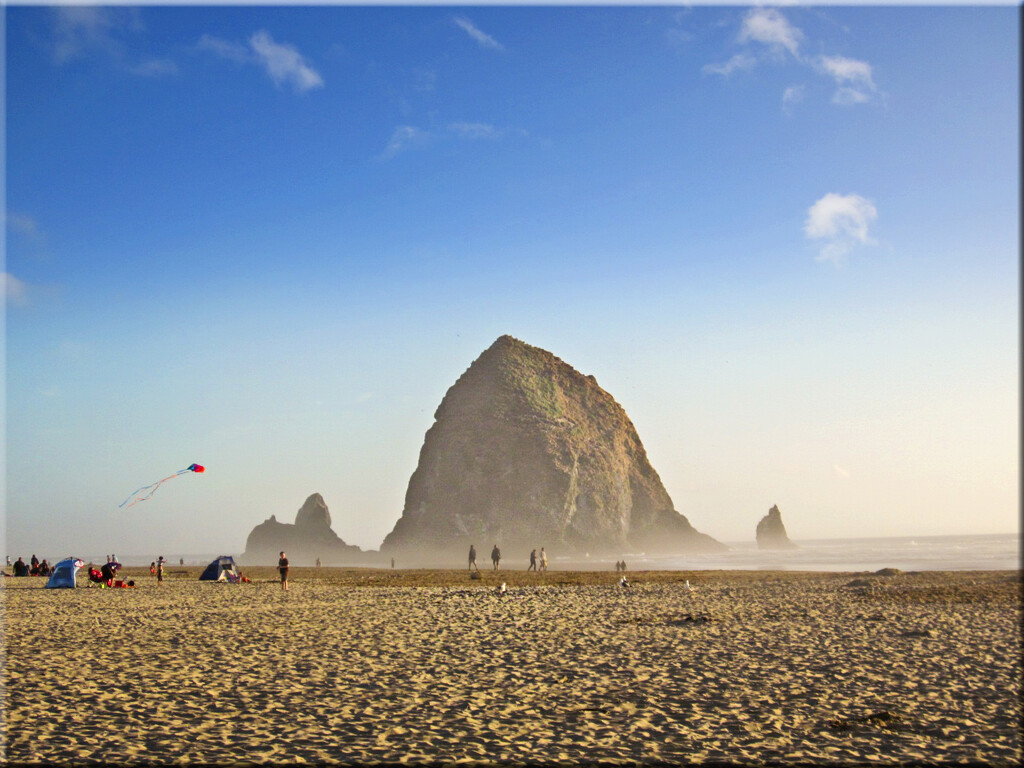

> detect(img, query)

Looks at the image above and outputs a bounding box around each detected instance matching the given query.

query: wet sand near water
[3,568,1020,764]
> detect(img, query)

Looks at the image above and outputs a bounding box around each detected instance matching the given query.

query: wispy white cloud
[51,6,171,78]
[819,55,874,87]
[52,6,130,63]
[199,30,323,93]
[702,53,757,77]
[833,464,850,478]
[702,10,879,111]
[453,16,504,51]
[380,122,525,159]
[805,193,878,263]
[381,126,427,159]
[249,30,324,92]
[818,55,877,106]
[738,7,803,59]
[3,273,30,307]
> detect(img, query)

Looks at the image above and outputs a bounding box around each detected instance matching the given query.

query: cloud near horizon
[199,30,323,93]
[453,17,504,51]
[805,193,878,263]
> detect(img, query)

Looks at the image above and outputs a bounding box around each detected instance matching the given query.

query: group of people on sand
[467,544,548,572]
[7,554,52,577]
[614,560,628,572]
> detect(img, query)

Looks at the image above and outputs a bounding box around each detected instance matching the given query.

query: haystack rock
[381,335,723,562]
[756,504,798,550]
[242,493,371,565]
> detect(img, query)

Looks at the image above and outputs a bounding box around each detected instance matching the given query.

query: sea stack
[380,335,723,563]
[242,493,369,565]
[756,504,797,550]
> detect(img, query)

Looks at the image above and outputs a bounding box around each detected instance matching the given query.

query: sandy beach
[3,567,1020,765]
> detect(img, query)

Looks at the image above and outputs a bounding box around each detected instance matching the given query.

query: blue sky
[4,3,1019,560]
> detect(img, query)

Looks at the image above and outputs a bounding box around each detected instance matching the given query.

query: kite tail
[118,469,191,509]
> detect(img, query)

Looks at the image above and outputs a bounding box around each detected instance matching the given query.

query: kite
[119,463,205,509]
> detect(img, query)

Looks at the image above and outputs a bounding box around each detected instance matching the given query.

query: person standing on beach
[156,556,164,585]
[539,547,548,571]
[468,545,479,572]
[278,551,290,591]
[528,549,537,571]
[491,544,501,570]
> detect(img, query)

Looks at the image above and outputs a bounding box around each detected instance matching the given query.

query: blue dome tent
[45,557,84,589]
[199,555,240,582]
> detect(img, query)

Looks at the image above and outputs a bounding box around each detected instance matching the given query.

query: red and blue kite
[119,463,205,509]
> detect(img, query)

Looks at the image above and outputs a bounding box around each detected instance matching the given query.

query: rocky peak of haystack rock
[381,335,723,561]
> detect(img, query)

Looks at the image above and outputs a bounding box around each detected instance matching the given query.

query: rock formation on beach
[756,504,797,550]
[381,335,723,562]
[242,493,372,565]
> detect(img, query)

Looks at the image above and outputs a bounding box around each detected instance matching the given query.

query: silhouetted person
[528,549,537,571]
[468,545,479,572]
[278,551,290,591]
[491,545,501,570]
[13,557,29,577]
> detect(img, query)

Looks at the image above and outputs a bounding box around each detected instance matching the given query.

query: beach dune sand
[3,568,1020,764]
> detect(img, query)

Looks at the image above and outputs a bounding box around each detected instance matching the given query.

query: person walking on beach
[278,551,290,591]
[528,549,537,571]
[468,545,479,572]
[539,547,548,572]
[491,544,501,570]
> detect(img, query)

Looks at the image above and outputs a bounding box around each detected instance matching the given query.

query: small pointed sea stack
[756,504,798,550]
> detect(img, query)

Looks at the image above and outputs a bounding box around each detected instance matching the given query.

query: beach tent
[44,557,85,589]
[199,555,239,582]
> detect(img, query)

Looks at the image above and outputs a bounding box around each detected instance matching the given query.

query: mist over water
[78,534,1019,572]
[604,533,1020,572]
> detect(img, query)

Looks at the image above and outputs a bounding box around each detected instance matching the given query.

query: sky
[3,2,1019,560]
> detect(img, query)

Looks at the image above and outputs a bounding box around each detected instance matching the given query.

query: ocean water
[601,533,1020,573]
